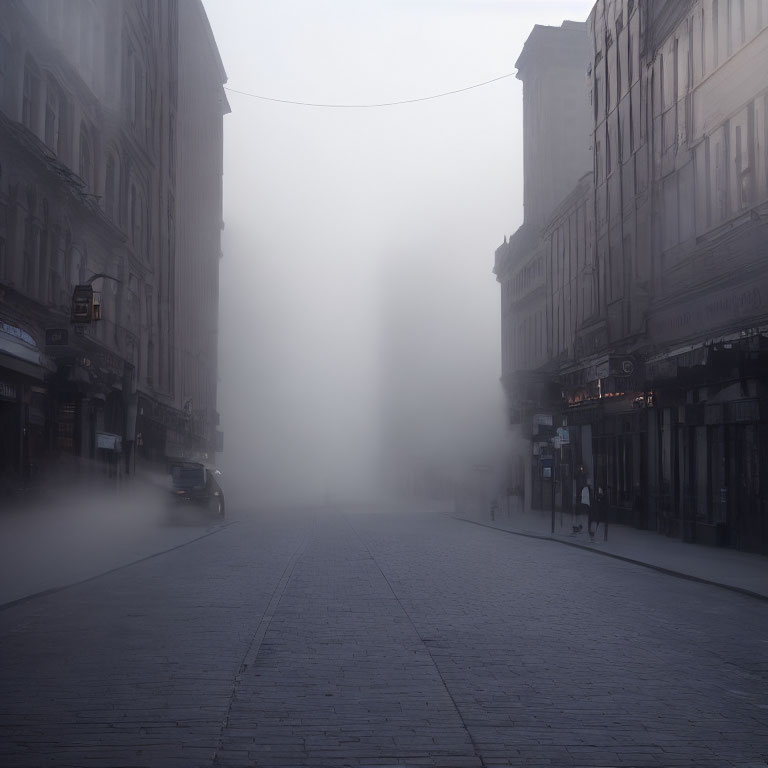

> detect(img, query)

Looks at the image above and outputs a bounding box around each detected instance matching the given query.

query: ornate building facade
[0,0,226,491]
[496,0,768,554]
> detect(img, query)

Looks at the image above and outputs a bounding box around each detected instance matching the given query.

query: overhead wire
[223,72,516,108]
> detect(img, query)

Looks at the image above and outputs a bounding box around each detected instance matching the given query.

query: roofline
[194,0,228,85]
[515,20,589,75]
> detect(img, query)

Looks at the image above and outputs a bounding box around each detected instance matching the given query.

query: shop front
[646,337,768,554]
[0,320,52,492]
[560,355,650,527]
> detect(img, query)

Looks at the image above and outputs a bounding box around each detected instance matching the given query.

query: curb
[453,516,768,603]
[0,520,238,612]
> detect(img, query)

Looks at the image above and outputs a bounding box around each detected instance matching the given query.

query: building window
[124,45,134,117]
[126,46,145,129]
[594,73,601,120]
[129,182,146,251]
[134,60,144,129]
[79,124,92,188]
[36,199,49,302]
[169,111,176,176]
[0,197,6,283]
[22,56,41,132]
[70,243,84,288]
[79,0,95,76]
[732,108,753,212]
[124,43,145,130]
[63,229,72,287]
[0,34,9,109]
[48,235,61,308]
[44,79,61,151]
[23,191,38,295]
[146,341,154,385]
[713,0,720,68]
[105,152,119,220]
[596,139,603,182]
[0,163,5,281]
[734,123,745,208]
[130,184,137,239]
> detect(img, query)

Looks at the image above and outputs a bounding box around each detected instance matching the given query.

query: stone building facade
[494,20,593,512]
[0,0,226,491]
[170,0,229,460]
[496,0,768,554]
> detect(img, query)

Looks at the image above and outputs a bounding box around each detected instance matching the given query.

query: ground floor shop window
[56,400,77,454]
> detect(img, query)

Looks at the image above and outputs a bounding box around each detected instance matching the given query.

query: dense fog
[208,0,595,509]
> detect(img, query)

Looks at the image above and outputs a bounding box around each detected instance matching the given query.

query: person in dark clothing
[574,481,589,533]
[590,485,605,541]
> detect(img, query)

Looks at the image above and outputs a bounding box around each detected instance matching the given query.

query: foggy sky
[203,0,595,507]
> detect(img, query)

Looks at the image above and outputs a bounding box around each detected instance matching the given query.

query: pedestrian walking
[573,481,589,533]
[590,485,605,541]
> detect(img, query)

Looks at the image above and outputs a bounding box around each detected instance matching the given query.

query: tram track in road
[0,519,239,612]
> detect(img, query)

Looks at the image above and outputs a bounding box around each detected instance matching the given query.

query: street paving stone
[0,504,767,767]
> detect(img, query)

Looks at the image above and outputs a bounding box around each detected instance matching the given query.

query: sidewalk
[0,470,226,607]
[455,506,768,600]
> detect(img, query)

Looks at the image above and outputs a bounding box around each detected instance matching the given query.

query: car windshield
[171,466,205,488]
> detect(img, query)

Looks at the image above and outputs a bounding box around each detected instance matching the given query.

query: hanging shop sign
[71,285,94,323]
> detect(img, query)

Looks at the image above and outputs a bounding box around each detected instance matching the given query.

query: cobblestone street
[1,505,767,767]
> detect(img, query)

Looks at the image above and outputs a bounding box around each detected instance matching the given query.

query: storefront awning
[0,350,45,381]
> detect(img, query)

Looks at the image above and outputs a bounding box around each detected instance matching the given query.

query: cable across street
[224,72,516,108]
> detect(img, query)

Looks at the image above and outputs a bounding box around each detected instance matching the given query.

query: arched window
[44,77,63,152]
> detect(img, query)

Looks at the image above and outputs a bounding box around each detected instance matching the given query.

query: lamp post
[70,273,130,476]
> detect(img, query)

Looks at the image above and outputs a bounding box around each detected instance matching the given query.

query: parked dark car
[167,460,225,519]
